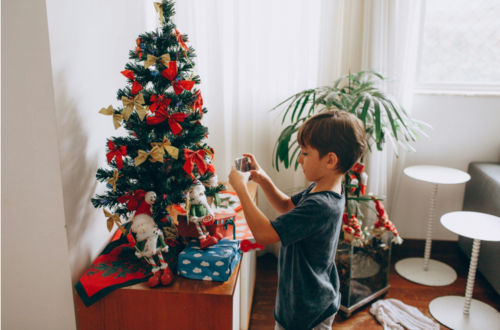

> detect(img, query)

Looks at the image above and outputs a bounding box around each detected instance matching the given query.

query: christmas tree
[91,0,224,242]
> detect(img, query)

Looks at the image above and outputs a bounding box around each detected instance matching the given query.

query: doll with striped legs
[187,181,223,249]
[130,191,173,287]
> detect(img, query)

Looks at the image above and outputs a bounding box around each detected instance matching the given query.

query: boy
[228,110,366,330]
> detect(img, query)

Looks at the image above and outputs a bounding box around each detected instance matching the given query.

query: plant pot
[336,233,392,318]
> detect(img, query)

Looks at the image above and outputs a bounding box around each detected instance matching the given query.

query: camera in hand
[235,157,252,180]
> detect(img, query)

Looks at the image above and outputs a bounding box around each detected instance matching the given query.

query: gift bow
[146,108,187,135]
[99,105,123,130]
[196,143,213,160]
[144,54,171,69]
[191,90,203,114]
[161,61,195,95]
[173,29,190,52]
[154,2,164,25]
[183,149,207,175]
[134,146,164,166]
[121,94,146,121]
[149,95,171,114]
[107,169,119,192]
[106,140,127,170]
[104,209,125,234]
[151,136,179,160]
[117,189,147,211]
[121,69,143,94]
[241,240,265,253]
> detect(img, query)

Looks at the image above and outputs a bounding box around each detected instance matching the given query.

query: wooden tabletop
[124,181,258,297]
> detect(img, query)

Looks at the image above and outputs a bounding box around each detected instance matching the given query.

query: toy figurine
[187,181,223,249]
[204,173,222,208]
[371,197,403,245]
[129,191,173,287]
[342,213,364,247]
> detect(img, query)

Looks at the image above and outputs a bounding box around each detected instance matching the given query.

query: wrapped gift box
[178,239,241,282]
[177,213,237,239]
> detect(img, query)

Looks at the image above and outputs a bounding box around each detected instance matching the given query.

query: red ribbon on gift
[146,108,187,135]
[241,240,265,253]
[173,29,190,52]
[117,189,147,211]
[149,95,171,114]
[191,90,203,114]
[161,61,195,95]
[121,70,143,94]
[183,149,207,175]
[106,140,127,170]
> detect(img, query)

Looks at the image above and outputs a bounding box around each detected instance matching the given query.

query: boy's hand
[229,166,251,194]
[243,153,269,186]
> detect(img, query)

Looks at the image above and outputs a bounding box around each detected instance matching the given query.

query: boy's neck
[309,172,344,195]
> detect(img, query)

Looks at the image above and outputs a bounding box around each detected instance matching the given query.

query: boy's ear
[325,152,338,170]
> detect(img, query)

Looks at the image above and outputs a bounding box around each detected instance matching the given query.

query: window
[416,0,500,92]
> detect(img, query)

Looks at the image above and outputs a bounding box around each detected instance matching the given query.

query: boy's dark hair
[297,110,366,174]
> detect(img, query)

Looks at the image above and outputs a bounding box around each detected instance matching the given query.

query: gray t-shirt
[270,182,344,330]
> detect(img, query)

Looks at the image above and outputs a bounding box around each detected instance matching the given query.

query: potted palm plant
[271,70,430,317]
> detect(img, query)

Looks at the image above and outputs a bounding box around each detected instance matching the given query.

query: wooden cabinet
[75,182,258,330]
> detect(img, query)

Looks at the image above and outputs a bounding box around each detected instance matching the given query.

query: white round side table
[395,166,470,286]
[429,211,500,330]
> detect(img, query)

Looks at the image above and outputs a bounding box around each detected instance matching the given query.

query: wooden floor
[248,239,500,330]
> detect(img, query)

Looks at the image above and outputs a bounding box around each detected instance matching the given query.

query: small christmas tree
[91,0,224,253]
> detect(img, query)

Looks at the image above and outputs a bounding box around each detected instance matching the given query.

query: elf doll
[187,181,223,249]
[130,191,173,287]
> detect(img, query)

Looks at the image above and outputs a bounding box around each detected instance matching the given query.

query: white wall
[45,0,151,284]
[2,0,76,328]
[391,93,500,240]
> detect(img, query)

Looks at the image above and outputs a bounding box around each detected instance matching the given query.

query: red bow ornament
[173,29,190,52]
[161,61,195,95]
[183,149,207,175]
[135,37,143,58]
[106,140,127,170]
[117,189,147,211]
[121,69,143,95]
[191,90,203,114]
[146,108,187,135]
[149,95,171,114]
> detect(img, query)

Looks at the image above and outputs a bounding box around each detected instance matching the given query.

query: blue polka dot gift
[177,238,241,282]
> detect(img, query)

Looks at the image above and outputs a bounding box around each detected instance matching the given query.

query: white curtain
[151,0,422,230]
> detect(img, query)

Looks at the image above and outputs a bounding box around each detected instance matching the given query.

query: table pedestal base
[429,296,500,330]
[395,257,457,286]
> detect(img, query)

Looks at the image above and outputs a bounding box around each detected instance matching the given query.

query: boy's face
[298,144,337,182]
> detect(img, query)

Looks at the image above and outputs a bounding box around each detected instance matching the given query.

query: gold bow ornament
[121,94,147,121]
[134,146,164,166]
[107,169,120,192]
[196,143,214,160]
[103,209,126,234]
[152,136,179,160]
[144,54,171,69]
[99,105,123,130]
[154,2,164,25]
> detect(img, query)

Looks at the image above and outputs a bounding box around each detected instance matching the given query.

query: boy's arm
[259,177,295,215]
[229,167,281,246]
